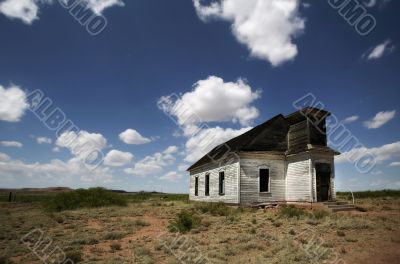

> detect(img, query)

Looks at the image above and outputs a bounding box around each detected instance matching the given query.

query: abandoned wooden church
[188,107,340,205]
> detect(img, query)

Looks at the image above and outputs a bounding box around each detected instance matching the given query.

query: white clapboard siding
[239,158,286,204]
[189,161,239,204]
[286,154,312,202]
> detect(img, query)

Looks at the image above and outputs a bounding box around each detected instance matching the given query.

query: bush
[0,255,13,264]
[65,250,82,263]
[279,206,307,219]
[110,242,122,251]
[355,206,367,212]
[193,202,233,216]
[311,209,330,219]
[103,231,126,240]
[337,230,346,237]
[169,210,201,233]
[44,188,127,212]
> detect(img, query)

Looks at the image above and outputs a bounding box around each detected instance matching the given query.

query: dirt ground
[0,198,399,264]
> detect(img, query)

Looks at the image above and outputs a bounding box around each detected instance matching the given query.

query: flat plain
[0,191,399,264]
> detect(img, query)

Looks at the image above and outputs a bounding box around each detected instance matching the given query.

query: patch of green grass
[193,202,234,216]
[168,210,201,233]
[44,188,127,212]
[134,219,150,227]
[133,245,154,264]
[124,192,188,202]
[311,209,330,219]
[103,231,126,240]
[337,189,400,199]
[279,205,307,219]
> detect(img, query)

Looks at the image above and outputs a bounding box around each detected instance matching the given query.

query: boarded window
[195,176,198,196]
[219,171,225,195]
[205,174,210,196]
[259,169,270,193]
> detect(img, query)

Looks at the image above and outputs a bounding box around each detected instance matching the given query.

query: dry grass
[0,197,399,263]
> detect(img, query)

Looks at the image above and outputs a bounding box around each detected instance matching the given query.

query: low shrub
[0,255,13,264]
[65,250,82,263]
[44,188,127,212]
[337,230,346,237]
[133,245,154,264]
[193,202,233,216]
[311,209,330,219]
[169,210,201,233]
[279,205,307,219]
[103,231,126,240]
[134,219,150,227]
[110,242,122,251]
[356,206,367,212]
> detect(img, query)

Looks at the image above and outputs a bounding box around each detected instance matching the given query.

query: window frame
[219,171,225,196]
[194,176,199,196]
[205,173,210,196]
[258,167,271,194]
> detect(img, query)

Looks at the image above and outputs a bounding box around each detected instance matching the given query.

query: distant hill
[0,187,73,193]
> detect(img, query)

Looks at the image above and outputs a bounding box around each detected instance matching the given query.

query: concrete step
[321,201,357,212]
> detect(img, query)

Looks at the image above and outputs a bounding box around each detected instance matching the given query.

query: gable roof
[187,107,335,171]
[187,114,289,171]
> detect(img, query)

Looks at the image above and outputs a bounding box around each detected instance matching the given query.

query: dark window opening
[259,169,270,193]
[219,171,225,195]
[194,177,198,196]
[205,174,210,196]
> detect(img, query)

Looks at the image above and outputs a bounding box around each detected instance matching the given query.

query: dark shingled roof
[187,107,333,171]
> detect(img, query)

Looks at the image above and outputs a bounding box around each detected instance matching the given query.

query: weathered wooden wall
[286,153,312,202]
[188,152,337,204]
[239,154,286,204]
[189,161,239,204]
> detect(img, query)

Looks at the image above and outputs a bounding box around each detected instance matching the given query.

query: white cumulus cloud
[85,0,124,15]
[0,84,29,122]
[336,141,400,165]
[389,161,400,167]
[0,0,39,24]
[163,145,178,155]
[36,136,52,144]
[363,110,396,129]
[0,153,114,187]
[104,149,133,167]
[159,171,183,182]
[185,126,251,163]
[0,0,124,24]
[0,141,23,148]
[124,146,177,177]
[363,0,391,8]
[56,130,107,160]
[342,115,359,124]
[158,76,260,126]
[193,0,305,66]
[363,39,395,61]
[119,129,151,145]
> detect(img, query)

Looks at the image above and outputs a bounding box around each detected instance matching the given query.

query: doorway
[315,163,331,202]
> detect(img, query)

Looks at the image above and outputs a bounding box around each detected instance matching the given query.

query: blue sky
[0,0,399,193]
